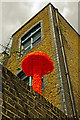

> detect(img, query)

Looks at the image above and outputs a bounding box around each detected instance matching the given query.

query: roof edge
[12,3,54,37]
[12,3,79,37]
[54,7,79,36]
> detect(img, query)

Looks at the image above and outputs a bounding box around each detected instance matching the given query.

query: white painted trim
[21,20,42,38]
[17,20,43,59]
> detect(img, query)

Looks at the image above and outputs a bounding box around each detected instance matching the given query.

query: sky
[0,0,79,52]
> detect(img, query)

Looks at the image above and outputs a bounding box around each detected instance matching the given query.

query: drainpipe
[49,4,67,115]
[55,9,77,120]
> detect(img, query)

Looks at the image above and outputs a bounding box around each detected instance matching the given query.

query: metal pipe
[55,9,77,119]
[49,4,67,114]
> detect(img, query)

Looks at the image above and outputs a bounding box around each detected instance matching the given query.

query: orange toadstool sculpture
[21,51,54,94]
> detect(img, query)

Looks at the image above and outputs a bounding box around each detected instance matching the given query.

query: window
[16,69,44,89]
[16,69,33,86]
[20,22,41,55]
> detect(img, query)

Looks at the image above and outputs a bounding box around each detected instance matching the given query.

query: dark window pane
[23,40,31,49]
[27,82,29,86]
[23,46,31,54]
[17,71,26,79]
[17,68,44,89]
[21,22,41,55]
[17,73,25,79]
[22,76,29,81]
[33,37,41,47]
[21,31,31,41]
[21,23,40,41]
[30,23,41,34]
[42,82,44,91]
[33,30,41,42]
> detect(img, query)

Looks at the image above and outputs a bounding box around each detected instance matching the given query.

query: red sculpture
[21,51,54,94]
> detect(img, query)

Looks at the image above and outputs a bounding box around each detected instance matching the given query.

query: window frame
[16,68,44,89]
[16,68,33,86]
[17,20,43,58]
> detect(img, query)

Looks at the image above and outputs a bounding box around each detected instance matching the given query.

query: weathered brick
[0,113,2,119]
[27,95,34,102]
[46,113,52,120]
[5,103,16,114]
[29,101,34,108]
[9,88,15,95]
[7,110,14,119]
[4,89,18,102]
[0,64,2,70]
[28,110,34,119]
[24,115,32,120]
[1,3,77,119]
[24,108,28,115]
[2,107,6,114]
[38,113,44,119]
[18,99,25,107]
[14,115,21,119]
[0,99,2,106]
[8,97,15,106]
[2,115,11,120]
[36,102,41,108]
[15,102,24,113]
[18,110,25,119]
[0,106,2,113]
[2,61,69,119]
[2,83,8,91]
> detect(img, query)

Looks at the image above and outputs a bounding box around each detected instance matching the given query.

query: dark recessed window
[21,22,41,55]
[16,69,32,86]
[16,69,44,90]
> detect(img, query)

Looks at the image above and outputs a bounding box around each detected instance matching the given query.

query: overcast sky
[0,0,79,52]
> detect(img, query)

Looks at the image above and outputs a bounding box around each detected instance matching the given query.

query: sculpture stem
[32,60,42,94]
[33,73,42,94]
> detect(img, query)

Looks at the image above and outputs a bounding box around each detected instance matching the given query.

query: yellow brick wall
[1,65,69,120]
[5,3,80,118]
[6,5,60,110]
[58,12,80,117]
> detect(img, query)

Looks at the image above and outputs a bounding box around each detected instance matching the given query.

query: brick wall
[57,10,80,118]
[0,65,2,119]
[4,3,79,118]
[1,64,70,120]
[51,6,73,117]
[6,4,61,112]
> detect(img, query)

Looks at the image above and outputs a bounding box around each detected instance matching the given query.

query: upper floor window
[20,22,41,55]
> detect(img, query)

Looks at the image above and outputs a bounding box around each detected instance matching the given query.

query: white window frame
[17,20,43,58]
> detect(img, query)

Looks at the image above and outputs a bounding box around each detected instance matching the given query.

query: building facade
[5,3,80,119]
[1,64,69,120]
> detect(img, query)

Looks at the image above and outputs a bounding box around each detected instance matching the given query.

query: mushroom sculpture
[21,51,54,94]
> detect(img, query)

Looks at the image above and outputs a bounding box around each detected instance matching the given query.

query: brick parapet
[1,65,70,120]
